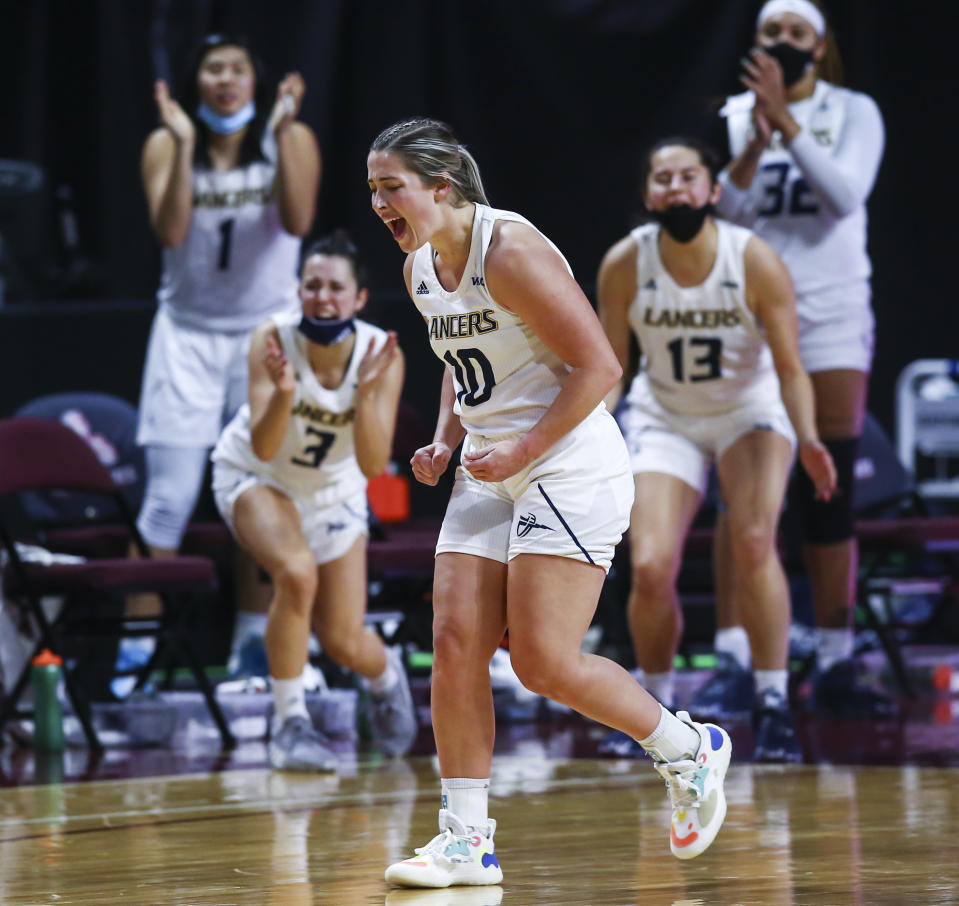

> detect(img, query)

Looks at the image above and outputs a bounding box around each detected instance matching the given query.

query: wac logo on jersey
[429,308,499,341]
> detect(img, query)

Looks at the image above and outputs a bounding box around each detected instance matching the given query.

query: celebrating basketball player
[368,118,733,888]
[211,233,416,771]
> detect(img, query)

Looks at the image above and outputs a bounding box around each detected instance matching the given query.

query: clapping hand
[270,72,306,134]
[741,48,790,134]
[154,79,194,146]
[357,332,399,393]
[264,334,295,392]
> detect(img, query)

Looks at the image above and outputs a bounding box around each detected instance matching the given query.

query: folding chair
[896,359,959,503]
[0,417,235,750]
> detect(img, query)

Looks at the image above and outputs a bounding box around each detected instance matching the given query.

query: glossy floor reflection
[4,671,959,788]
[3,665,959,904]
[1,757,957,905]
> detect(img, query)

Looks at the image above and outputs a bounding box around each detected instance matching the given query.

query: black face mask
[651,204,713,243]
[764,42,815,87]
[297,314,356,346]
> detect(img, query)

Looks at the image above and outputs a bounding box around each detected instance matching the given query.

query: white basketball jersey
[212,313,387,503]
[625,220,780,417]
[158,133,301,333]
[410,204,585,438]
[720,81,870,296]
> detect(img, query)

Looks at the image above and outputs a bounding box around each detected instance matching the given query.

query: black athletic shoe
[688,654,755,720]
[753,689,803,764]
[808,659,898,717]
[597,728,645,758]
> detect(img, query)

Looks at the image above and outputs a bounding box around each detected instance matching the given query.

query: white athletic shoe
[268,716,338,772]
[653,710,732,860]
[386,886,504,904]
[366,647,418,757]
[385,809,503,888]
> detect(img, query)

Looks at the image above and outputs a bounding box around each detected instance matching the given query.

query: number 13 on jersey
[666,336,723,383]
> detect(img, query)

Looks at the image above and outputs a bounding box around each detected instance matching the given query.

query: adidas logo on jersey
[416,281,430,295]
[720,279,740,289]
[644,278,657,290]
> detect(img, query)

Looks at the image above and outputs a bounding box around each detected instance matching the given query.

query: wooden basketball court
[1,752,955,905]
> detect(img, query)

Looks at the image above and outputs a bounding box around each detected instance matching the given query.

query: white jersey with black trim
[718,81,881,298]
[625,220,781,417]
[410,203,585,438]
[212,313,387,504]
[158,133,301,333]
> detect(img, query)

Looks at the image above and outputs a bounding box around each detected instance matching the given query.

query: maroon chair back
[0,417,118,496]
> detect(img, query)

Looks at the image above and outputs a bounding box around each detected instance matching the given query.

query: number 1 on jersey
[217,218,235,271]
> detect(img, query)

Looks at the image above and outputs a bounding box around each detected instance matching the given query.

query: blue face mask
[298,315,356,346]
[196,100,256,135]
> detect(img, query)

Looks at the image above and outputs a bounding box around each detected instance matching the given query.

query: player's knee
[432,616,474,665]
[138,445,210,549]
[508,640,566,699]
[137,492,193,550]
[272,555,318,613]
[319,629,361,670]
[797,437,858,544]
[727,519,776,572]
[630,552,677,598]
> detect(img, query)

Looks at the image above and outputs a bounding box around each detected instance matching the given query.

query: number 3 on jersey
[443,348,496,406]
[291,426,335,468]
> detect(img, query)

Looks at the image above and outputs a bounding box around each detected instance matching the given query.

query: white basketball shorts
[136,306,251,447]
[435,408,634,573]
[212,462,369,566]
[622,394,796,493]
[797,282,875,374]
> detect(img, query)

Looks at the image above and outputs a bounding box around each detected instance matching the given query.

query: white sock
[642,671,675,710]
[231,611,267,650]
[273,676,309,731]
[715,626,751,670]
[816,628,853,672]
[753,668,788,700]
[364,651,399,695]
[638,705,701,763]
[441,778,489,831]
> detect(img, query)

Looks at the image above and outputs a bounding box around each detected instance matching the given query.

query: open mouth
[385,217,408,241]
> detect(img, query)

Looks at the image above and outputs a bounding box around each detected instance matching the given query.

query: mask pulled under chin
[297,315,356,346]
[763,42,815,88]
[651,204,713,243]
[196,100,256,134]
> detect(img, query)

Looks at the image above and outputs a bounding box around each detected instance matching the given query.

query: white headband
[756,0,826,37]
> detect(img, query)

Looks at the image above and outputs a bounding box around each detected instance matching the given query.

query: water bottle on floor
[31,649,65,751]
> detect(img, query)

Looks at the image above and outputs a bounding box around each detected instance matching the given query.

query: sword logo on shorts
[516,512,555,537]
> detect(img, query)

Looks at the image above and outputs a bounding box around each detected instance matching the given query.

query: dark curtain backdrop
[0,0,954,434]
